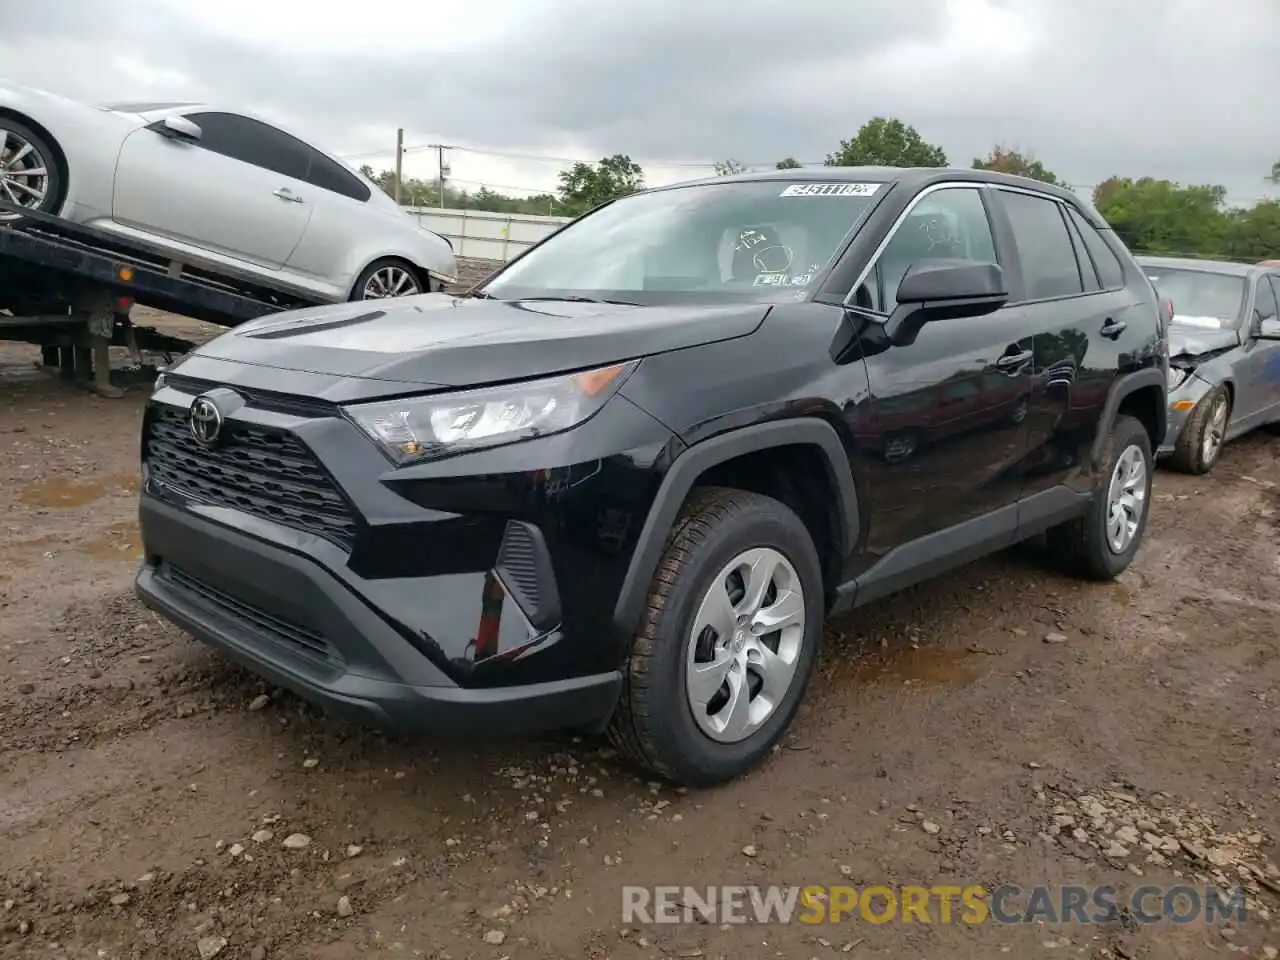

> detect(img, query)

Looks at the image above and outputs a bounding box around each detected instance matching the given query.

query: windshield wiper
[516,295,642,306]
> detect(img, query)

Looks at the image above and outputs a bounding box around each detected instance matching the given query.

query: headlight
[344,360,639,463]
[1167,366,1190,391]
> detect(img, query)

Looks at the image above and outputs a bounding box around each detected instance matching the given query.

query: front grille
[168,565,341,667]
[146,404,358,550]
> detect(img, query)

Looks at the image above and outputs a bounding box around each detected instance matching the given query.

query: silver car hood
[1169,323,1238,359]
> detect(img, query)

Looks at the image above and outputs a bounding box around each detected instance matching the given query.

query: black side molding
[1090,367,1167,467]
[611,418,859,638]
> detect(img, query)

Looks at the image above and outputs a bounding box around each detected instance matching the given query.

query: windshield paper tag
[780,182,879,197]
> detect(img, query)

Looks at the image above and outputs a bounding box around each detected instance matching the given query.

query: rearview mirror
[156,115,202,142]
[884,260,1008,346]
[1258,318,1280,340]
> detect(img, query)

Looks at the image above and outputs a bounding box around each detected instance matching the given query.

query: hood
[1168,322,1239,360]
[192,294,767,390]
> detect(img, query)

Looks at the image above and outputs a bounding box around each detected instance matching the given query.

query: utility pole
[393,128,404,205]
[436,144,448,208]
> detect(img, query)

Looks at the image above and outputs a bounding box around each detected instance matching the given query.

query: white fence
[406,207,571,262]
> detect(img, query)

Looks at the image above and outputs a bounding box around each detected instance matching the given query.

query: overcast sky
[2,0,1276,206]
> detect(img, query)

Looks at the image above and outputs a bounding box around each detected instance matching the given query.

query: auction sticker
[779,182,880,197]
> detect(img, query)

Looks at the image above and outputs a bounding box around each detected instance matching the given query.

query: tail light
[115,296,134,314]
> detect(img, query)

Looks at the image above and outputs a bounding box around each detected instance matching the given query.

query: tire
[1045,414,1153,581]
[0,118,63,222]
[349,257,425,301]
[607,486,824,787]
[1167,384,1230,475]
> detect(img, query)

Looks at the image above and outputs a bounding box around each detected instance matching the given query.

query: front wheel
[608,487,824,787]
[1168,384,1230,474]
[1046,414,1153,581]
[350,258,424,301]
[0,119,62,222]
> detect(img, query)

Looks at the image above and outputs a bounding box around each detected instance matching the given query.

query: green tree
[971,144,1062,185]
[714,159,747,176]
[1268,159,1280,185]
[1221,200,1280,261]
[1092,177,1229,256]
[775,157,802,170]
[825,118,947,168]
[556,154,644,216]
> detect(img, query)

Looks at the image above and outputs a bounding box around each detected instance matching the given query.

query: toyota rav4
[135,167,1167,786]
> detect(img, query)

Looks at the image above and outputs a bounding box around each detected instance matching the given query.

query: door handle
[273,188,304,203]
[1100,317,1127,339]
[996,348,1033,370]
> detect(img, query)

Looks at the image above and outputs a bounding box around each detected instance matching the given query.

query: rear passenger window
[1066,207,1125,290]
[1063,214,1101,292]
[307,151,372,203]
[998,191,1082,300]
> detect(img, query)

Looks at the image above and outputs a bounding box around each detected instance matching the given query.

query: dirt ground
[2,296,1280,960]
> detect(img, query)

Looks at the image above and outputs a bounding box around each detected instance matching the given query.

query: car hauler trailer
[0,200,320,397]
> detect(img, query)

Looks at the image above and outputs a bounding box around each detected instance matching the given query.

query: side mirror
[155,116,202,142]
[1258,318,1280,340]
[884,260,1008,347]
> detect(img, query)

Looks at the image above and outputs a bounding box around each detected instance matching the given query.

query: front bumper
[135,494,622,737]
[1156,370,1212,457]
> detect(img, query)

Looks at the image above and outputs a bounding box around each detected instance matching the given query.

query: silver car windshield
[481,180,885,303]
[1143,268,1245,330]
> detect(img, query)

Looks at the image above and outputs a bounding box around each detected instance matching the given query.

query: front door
[112,111,313,269]
[855,185,1034,559]
[1233,274,1280,430]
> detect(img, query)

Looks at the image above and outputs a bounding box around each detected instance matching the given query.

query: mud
[1,300,1279,960]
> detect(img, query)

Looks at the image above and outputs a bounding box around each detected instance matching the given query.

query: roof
[646,165,1090,212]
[1135,255,1258,277]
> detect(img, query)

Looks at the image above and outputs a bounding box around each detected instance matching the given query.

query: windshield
[480,179,886,303]
[1142,267,1245,330]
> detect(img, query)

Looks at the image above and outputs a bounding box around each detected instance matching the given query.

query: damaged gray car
[1138,256,1280,474]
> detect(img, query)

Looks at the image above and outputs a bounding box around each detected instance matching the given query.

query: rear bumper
[134,495,621,737]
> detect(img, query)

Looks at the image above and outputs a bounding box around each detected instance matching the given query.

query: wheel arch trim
[610,418,859,639]
[1091,367,1167,466]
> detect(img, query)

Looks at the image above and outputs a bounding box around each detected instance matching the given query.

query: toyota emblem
[189,395,223,447]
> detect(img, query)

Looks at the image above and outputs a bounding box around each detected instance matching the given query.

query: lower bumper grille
[168,565,341,668]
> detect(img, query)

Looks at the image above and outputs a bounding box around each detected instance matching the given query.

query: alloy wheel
[362,265,421,299]
[684,547,806,744]
[0,128,51,219]
[1104,443,1147,554]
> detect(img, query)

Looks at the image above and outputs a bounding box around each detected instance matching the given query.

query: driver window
[854,187,997,314]
[1253,276,1279,330]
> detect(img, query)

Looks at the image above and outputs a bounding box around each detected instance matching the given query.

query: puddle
[16,473,139,509]
[854,647,981,686]
[76,521,144,561]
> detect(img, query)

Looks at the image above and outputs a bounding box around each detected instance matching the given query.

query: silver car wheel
[0,128,51,219]
[684,546,806,744]
[1104,443,1147,554]
[362,265,421,299]
[1200,394,1228,464]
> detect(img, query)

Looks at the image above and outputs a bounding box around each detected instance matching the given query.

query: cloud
[1,0,1277,202]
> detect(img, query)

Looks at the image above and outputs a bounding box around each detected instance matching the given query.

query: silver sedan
[0,80,456,303]
[1139,255,1280,474]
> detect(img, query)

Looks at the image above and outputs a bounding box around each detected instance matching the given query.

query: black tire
[607,486,824,787]
[1167,384,1230,475]
[0,117,63,221]
[349,257,425,301]
[1046,414,1153,581]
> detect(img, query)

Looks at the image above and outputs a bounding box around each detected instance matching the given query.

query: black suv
[136,168,1167,786]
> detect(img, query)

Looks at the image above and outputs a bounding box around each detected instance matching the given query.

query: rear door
[987,190,1139,499]
[113,111,313,268]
